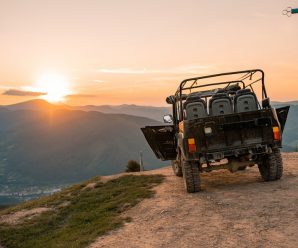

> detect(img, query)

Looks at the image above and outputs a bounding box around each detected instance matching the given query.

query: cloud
[3,89,47,97]
[93,79,105,83]
[96,65,212,75]
[66,94,96,98]
[97,68,147,74]
[173,65,213,74]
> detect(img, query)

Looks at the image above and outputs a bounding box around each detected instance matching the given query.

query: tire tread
[258,149,283,181]
[182,160,201,193]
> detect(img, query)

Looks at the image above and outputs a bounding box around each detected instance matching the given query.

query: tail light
[272,126,281,141]
[188,138,196,153]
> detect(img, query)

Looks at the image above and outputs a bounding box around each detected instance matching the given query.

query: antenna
[139,151,144,171]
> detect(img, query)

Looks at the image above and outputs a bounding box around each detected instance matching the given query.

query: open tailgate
[141,125,177,161]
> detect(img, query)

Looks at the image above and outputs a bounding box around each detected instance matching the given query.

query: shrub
[125,160,140,172]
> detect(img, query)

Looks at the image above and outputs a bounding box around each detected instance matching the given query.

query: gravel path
[90,153,298,248]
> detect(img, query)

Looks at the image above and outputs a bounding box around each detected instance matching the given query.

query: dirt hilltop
[90,153,298,248]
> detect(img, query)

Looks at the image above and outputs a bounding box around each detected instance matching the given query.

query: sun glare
[36,73,72,102]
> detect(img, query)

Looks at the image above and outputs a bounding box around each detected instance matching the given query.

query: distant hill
[0,102,167,187]
[3,99,171,121]
[70,104,171,122]
[1,99,65,111]
[272,101,298,106]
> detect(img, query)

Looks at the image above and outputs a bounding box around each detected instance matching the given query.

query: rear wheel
[275,149,283,179]
[182,159,201,193]
[258,148,283,181]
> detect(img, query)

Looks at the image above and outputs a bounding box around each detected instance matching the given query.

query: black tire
[171,159,183,177]
[258,149,283,181]
[182,159,201,193]
[275,149,283,179]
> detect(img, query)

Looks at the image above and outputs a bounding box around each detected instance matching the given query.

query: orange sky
[0,0,298,106]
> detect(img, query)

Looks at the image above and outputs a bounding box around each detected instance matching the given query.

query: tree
[125,160,141,172]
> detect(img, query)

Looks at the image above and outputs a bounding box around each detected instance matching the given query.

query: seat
[209,93,233,116]
[234,89,258,113]
[183,94,207,120]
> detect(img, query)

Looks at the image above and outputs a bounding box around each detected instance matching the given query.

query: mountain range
[4,99,297,150]
[1,99,171,122]
[0,100,169,190]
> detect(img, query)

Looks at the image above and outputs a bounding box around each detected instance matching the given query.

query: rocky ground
[90,153,298,248]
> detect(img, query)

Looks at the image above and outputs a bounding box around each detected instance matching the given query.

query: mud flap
[276,106,290,132]
[141,125,177,161]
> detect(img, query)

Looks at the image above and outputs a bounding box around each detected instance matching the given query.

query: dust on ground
[90,153,298,248]
[0,207,51,225]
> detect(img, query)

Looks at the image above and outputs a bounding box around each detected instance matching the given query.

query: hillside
[0,106,165,182]
[0,101,168,204]
[0,153,297,248]
[0,174,164,248]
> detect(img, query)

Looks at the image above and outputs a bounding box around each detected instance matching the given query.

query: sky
[0,0,298,106]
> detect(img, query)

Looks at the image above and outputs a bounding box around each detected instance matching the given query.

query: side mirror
[163,114,173,123]
[262,97,271,108]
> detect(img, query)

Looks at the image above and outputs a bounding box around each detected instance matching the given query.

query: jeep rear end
[142,69,289,193]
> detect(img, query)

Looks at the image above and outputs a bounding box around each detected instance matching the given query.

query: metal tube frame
[175,69,266,120]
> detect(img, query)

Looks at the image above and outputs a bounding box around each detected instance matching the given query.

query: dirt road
[90,153,298,248]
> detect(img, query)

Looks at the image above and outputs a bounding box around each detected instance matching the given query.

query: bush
[125,160,140,172]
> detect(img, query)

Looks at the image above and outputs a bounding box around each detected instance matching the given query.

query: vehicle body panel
[141,125,176,161]
[275,106,290,132]
[181,109,279,161]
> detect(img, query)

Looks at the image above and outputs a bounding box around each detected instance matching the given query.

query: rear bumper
[185,142,280,161]
[205,144,269,161]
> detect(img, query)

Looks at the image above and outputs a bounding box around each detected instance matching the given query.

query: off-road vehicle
[141,69,289,193]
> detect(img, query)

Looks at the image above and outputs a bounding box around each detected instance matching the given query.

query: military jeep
[141,69,289,193]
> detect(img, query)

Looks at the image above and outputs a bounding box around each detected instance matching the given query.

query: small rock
[160,210,169,214]
[118,203,131,212]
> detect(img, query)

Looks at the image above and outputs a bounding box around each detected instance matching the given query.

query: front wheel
[182,159,201,193]
[258,148,283,181]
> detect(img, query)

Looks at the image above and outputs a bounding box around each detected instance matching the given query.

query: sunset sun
[36,73,72,102]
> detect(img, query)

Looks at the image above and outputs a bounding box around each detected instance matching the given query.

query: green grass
[0,205,13,211]
[0,174,164,248]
